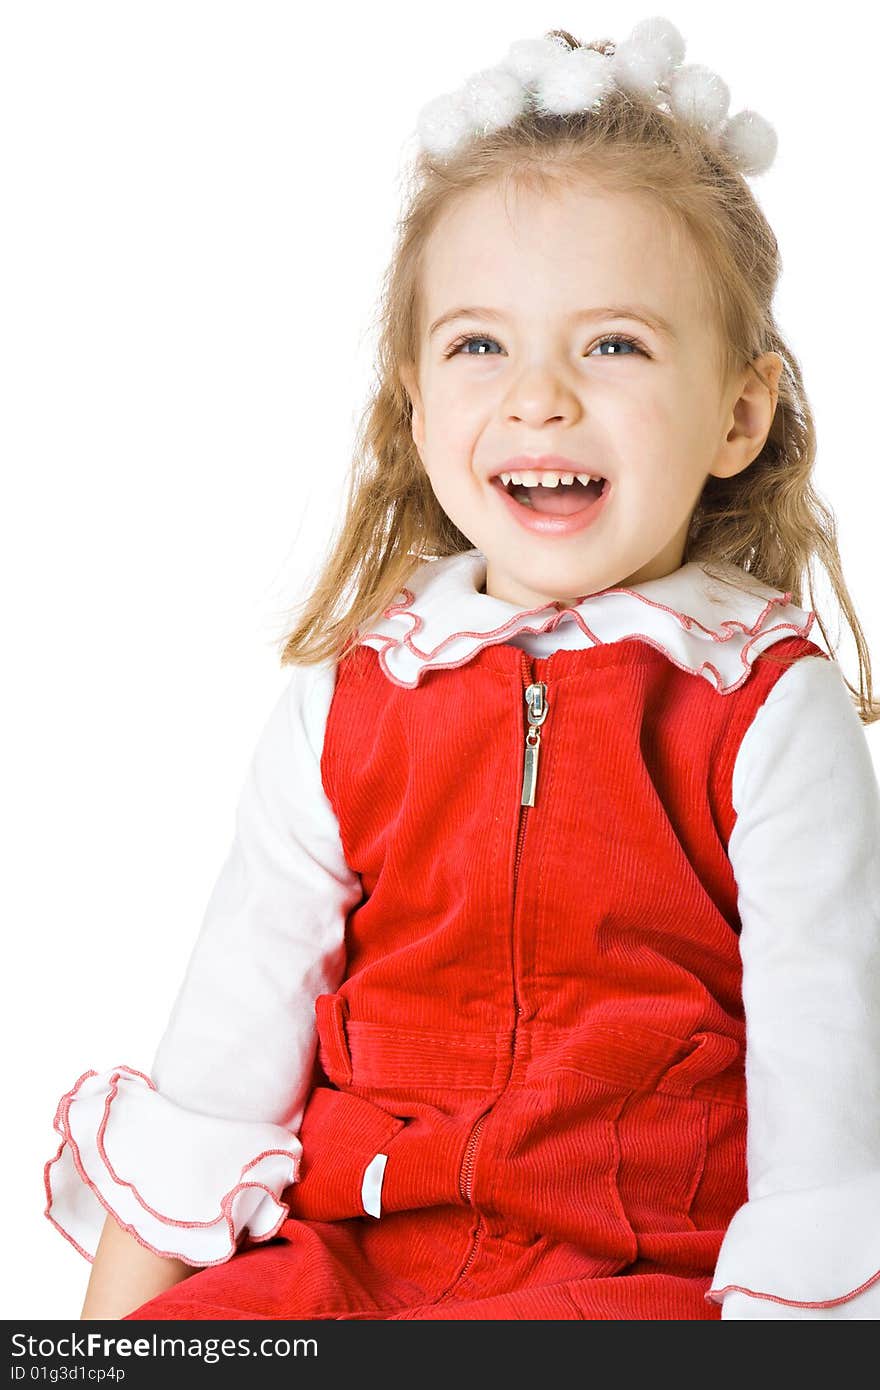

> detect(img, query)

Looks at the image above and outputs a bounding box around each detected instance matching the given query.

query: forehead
[420,179,703,333]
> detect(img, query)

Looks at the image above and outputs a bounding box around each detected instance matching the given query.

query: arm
[708,653,880,1319]
[80,1216,194,1320]
[148,655,358,1132]
[45,659,363,1296]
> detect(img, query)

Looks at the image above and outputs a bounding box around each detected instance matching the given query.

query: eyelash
[443,331,648,359]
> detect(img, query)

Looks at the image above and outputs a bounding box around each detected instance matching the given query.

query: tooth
[539,475,561,487]
[577,473,592,485]
[560,473,575,485]
[520,471,542,486]
[500,472,511,485]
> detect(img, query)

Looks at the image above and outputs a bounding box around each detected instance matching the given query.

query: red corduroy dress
[125,630,823,1321]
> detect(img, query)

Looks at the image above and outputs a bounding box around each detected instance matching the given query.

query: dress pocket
[614,1031,747,1235]
[285,1084,406,1222]
[282,992,407,1221]
[614,1088,711,1233]
[302,992,491,1221]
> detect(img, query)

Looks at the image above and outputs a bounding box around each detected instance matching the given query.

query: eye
[443,331,649,359]
[588,333,647,357]
[444,333,502,358]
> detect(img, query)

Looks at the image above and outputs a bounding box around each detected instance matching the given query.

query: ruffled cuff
[44,1066,301,1268]
[707,1171,880,1319]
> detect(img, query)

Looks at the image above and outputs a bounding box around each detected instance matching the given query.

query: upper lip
[490,454,608,479]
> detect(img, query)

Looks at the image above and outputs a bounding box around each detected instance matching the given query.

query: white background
[3,0,878,1320]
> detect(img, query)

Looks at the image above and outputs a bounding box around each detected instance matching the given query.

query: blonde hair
[277,28,878,723]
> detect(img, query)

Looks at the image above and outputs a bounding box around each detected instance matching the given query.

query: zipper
[520,667,549,808]
[434,1213,487,1304]
[448,1217,485,1291]
[441,654,550,1303]
[455,654,551,1207]
[512,654,546,1018]
[441,1110,489,1303]
[514,653,548,898]
[458,1113,488,1203]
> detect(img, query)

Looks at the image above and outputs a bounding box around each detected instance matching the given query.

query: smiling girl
[46,18,880,1321]
[402,176,782,606]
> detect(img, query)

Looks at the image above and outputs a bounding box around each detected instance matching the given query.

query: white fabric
[45,660,361,1266]
[45,1066,299,1265]
[357,548,816,692]
[709,1174,880,1318]
[45,553,880,1317]
[147,658,358,1126]
[709,652,880,1318]
[361,1153,389,1220]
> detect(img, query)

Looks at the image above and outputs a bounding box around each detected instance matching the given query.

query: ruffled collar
[356,548,816,693]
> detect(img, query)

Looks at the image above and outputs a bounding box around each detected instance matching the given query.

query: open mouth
[492,475,608,516]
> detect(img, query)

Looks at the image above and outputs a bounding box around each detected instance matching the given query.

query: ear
[710,351,784,480]
[400,364,425,458]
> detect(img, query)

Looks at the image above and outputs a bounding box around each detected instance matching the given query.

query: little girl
[46,18,880,1321]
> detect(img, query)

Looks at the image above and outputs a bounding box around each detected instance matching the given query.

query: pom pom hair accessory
[414,16,777,177]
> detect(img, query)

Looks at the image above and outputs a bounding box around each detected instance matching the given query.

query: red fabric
[125,633,825,1321]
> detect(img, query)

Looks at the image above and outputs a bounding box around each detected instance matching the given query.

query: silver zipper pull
[520,681,548,807]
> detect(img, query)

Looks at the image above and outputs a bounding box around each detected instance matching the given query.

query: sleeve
[43,658,363,1267]
[706,653,880,1319]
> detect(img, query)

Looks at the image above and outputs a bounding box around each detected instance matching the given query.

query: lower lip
[491,478,612,536]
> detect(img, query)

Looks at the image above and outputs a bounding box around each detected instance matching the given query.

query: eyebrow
[427,304,678,341]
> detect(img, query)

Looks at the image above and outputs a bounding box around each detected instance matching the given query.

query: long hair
[276,28,878,723]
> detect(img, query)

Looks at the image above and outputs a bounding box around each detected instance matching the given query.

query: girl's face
[402,178,781,608]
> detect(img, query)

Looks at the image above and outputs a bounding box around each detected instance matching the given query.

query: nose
[502,362,583,427]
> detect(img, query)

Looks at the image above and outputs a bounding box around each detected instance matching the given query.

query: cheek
[614,387,674,435]
[422,389,486,457]
[616,392,703,477]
